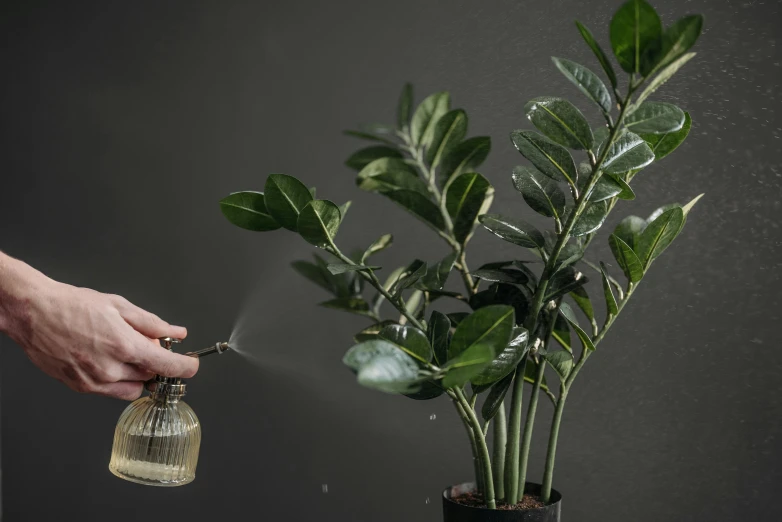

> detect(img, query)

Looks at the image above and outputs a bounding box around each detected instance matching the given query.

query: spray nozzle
[185,342,231,358]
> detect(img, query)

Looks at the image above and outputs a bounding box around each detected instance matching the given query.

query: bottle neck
[148,376,187,402]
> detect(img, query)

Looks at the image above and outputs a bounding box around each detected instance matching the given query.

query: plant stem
[452,394,484,497]
[503,357,525,505]
[454,387,496,509]
[541,385,568,502]
[492,403,507,501]
[518,357,546,499]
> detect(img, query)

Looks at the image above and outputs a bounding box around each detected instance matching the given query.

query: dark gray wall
[1,0,780,520]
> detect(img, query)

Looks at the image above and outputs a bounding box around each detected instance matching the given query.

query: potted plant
[218,0,703,518]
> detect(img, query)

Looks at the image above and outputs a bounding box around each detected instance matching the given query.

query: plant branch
[453,387,496,509]
[452,393,485,497]
[492,404,507,501]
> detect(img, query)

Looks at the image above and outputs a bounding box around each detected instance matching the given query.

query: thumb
[114,297,187,339]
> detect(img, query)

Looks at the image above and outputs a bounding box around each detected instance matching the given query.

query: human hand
[0,254,198,400]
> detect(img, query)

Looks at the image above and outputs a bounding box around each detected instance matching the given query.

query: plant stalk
[454,387,496,509]
[452,394,484,497]
[518,357,546,499]
[503,359,525,504]
[541,385,568,502]
[492,403,507,501]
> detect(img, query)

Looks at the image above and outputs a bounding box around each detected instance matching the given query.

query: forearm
[0,251,51,336]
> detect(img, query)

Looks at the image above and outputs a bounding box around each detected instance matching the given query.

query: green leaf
[470,284,530,326]
[314,253,351,297]
[297,199,341,248]
[523,358,550,391]
[356,157,430,196]
[379,324,433,363]
[472,267,529,285]
[343,340,424,394]
[361,234,394,264]
[599,262,619,315]
[552,57,612,114]
[448,305,515,361]
[511,130,578,186]
[219,191,281,232]
[558,302,596,352]
[291,260,333,293]
[569,286,595,325]
[626,101,685,134]
[635,53,697,108]
[610,0,663,74]
[556,240,584,271]
[384,190,446,232]
[447,172,494,244]
[602,131,655,174]
[641,15,703,76]
[575,20,618,89]
[426,109,468,168]
[339,201,352,222]
[572,200,610,237]
[410,91,450,147]
[481,372,514,422]
[635,207,685,268]
[552,314,572,352]
[608,234,644,283]
[479,214,545,249]
[512,165,567,220]
[640,111,692,160]
[579,169,621,203]
[524,96,594,150]
[544,351,574,383]
[681,193,704,217]
[320,297,374,318]
[345,146,403,171]
[264,174,314,231]
[614,215,647,249]
[404,380,445,401]
[427,311,451,366]
[472,327,529,386]
[326,264,380,275]
[397,83,414,130]
[394,259,427,293]
[545,267,588,302]
[439,136,492,189]
[343,130,396,146]
[447,312,469,327]
[418,252,456,291]
[354,320,397,343]
[608,174,636,200]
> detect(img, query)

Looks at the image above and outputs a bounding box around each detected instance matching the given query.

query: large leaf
[343,340,422,394]
[608,234,644,283]
[525,96,594,150]
[543,351,574,383]
[635,52,696,108]
[345,146,403,171]
[640,111,692,161]
[626,101,685,134]
[479,214,545,249]
[219,191,280,231]
[512,165,566,220]
[481,372,514,422]
[426,109,468,168]
[397,83,414,130]
[439,136,491,189]
[356,157,430,196]
[635,206,685,268]
[544,267,588,302]
[511,130,577,186]
[427,311,451,366]
[379,324,433,363]
[552,57,612,114]
[404,380,445,401]
[297,200,341,247]
[361,234,393,264]
[575,20,618,89]
[610,0,662,74]
[410,91,450,147]
[264,174,314,231]
[320,297,374,318]
[470,284,530,329]
[572,200,610,237]
[558,302,595,352]
[614,215,647,249]
[601,131,655,174]
[418,252,456,291]
[641,15,703,76]
[472,327,529,386]
[384,190,445,232]
[569,286,595,326]
[447,172,494,244]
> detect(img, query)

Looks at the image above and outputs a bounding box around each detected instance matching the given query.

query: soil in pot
[453,490,545,510]
[443,482,561,522]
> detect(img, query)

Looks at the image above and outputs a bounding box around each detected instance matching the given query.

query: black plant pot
[442,482,562,522]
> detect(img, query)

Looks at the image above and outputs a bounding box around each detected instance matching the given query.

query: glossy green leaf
[345,146,403,171]
[511,130,578,186]
[479,214,545,249]
[552,57,612,114]
[472,327,529,386]
[394,259,427,293]
[343,130,396,146]
[297,199,341,247]
[314,253,351,297]
[608,234,644,283]
[320,297,374,318]
[219,191,281,232]
[626,101,685,134]
[552,314,572,352]
[361,234,393,264]
[569,286,595,325]
[342,341,423,394]
[614,215,647,249]
[397,83,414,130]
[640,111,692,160]
[410,91,450,147]
[481,372,514,422]
[610,0,663,74]
[418,252,456,291]
[447,312,469,327]
[525,96,594,150]
[572,200,610,236]
[448,305,515,361]
[447,172,494,244]
[575,20,618,89]
[264,174,314,231]
[646,203,680,223]
[558,302,596,352]
[635,53,696,108]
[609,174,636,200]
[439,136,491,189]
[384,190,445,232]
[443,344,495,388]
[602,131,655,174]
[472,267,529,285]
[512,165,566,220]
[470,284,530,326]
[641,15,703,76]
[599,262,619,315]
[326,264,380,275]
[404,380,445,400]
[379,324,433,363]
[427,311,451,366]
[356,157,430,196]
[354,320,396,343]
[339,201,351,222]
[426,109,468,168]
[635,206,685,268]
[580,170,621,203]
[555,240,584,272]
[592,126,610,155]
[544,351,574,383]
[545,267,588,302]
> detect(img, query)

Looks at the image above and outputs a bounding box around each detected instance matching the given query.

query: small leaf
[681,193,704,216]
[608,174,636,200]
[439,136,492,189]
[640,111,692,160]
[397,83,414,130]
[448,305,515,360]
[580,170,622,203]
[569,286,595,325]
[602,131,655,174]
[379,324,433,363]
[552,314,572,352]
[481,372,514,422]
[345,146,403,171]
[610,0,663,74]
[575,21,618,89]
[291,260,333,294]
[404,380,445,401]
[443,344,495,388]
[361,234,393,264]
[524,358,550,392]
[472,327,529,386]
[608,234,644,283]
[384,190,446,232]
[314,253,350,297]
[558,302,596,352]
[297,200,342,248]
[525,96,594,150]
[635,52,697,108]
[545,267,588,302]
[411,91,450,148]
[512,165,566,220]
[470,284,530,327]
[394,259,428,293]
[626,101,685,134]
[428,311,451,366]
[356,157,430,196]
[572,200,610,237]
[447,172,494,244]
[614,215,647,249]
[599,262,619,315]
[219,191,281,232]
[426,109,468,168]
[472,267,529,285]
[556,240,584,271]
[511,130,578,186]
[320,297,374,318]
[635,207,685,268]
[343,130,396,146]
[641,15,703,76]
[552,57,612,114]
[418,252,457,291]
[544,351,574,383]
[264,174,314,231]
[326,264,380,275]
[479,214,545,249]
[354,320,397,343]
[339,201,352,221]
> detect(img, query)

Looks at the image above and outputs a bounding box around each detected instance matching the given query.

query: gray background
[1,0,780,520]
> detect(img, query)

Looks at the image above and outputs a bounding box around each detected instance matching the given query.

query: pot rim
[442,481,562,512]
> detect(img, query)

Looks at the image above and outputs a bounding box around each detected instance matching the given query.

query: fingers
[131,336,200,378]
[112,296,187,340]
[93,381,145,401]
[119,363,155,382]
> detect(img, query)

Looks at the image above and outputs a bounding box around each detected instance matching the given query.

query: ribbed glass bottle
[109,390,201,486]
